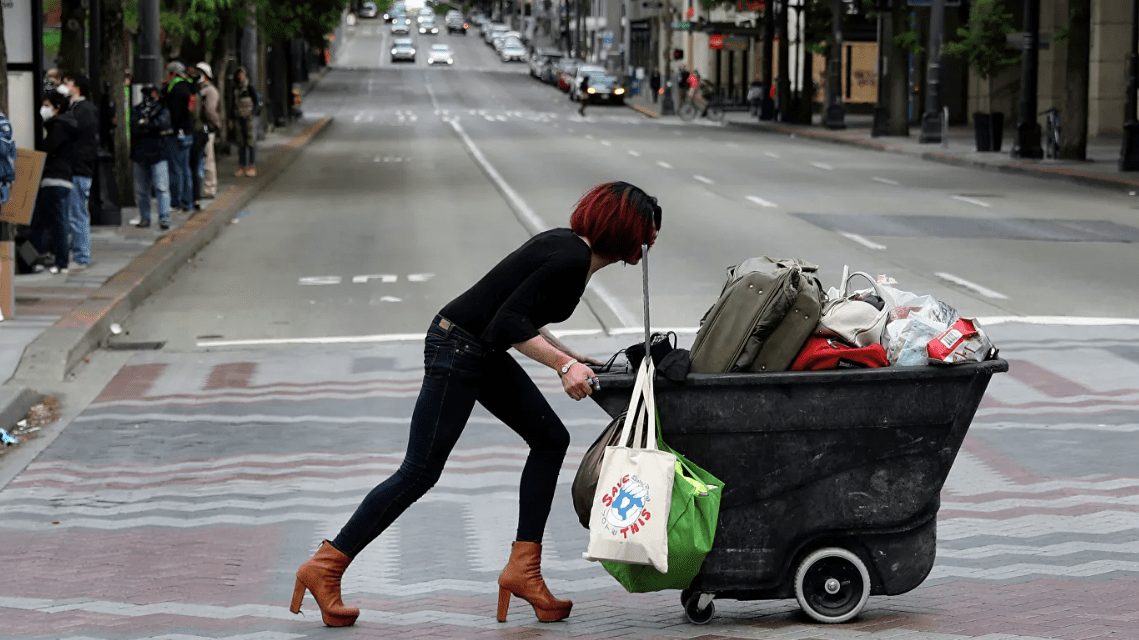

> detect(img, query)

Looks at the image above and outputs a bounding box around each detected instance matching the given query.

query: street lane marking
[656,161,672,169]
[746,195,778,208]
[352,274,398,284]
[935,272,1009,299]
[694,175,714,184]
[872,176,900,185]
[447,119,637,328]
[600,140,611,146]
[298,276,342,285]
[764,151,780,158]
[810,162,834,170]
[840,232,887,251]
[628,150,641,156]
[952,195,991,207]
[979,316,1139,326]
[407,273,435,282]
[425,83,441,111]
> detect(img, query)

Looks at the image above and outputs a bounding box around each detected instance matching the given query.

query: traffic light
[672,49,683,60]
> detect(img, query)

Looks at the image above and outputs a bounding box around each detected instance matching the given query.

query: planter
[972,112,1006,152]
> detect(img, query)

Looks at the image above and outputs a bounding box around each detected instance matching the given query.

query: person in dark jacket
[230,66,260,177]
[131,85,173,229]
[31,91,80,273]
[577,74,590,117]
[63,75,98,270]
[290,181,662,629]
[162,61,196,212]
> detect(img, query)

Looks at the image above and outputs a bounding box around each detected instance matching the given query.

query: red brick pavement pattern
[0,526,278,604]
[92,363,167,402]
[203,361,259,390]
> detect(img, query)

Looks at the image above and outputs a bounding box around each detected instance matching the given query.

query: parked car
[579,73,627,105]
[358,1,378,19]
[556,58,582,92]
[390,37,416,63]
[529,49,563,79]
[419,15,439,34]
[570,64,608,100]
[500,38,528,62]
[427,43,455,65]
[493,31,521,54]
[485,24,508,44]
[391,19,411,35]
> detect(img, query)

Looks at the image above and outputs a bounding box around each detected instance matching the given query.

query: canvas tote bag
[583,359,676,573]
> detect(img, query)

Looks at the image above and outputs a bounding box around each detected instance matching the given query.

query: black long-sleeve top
[439,228,592,351]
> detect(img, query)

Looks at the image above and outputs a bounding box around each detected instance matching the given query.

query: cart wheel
[679,588,692,607]
[683,591,715,624]
[794,547,870,624]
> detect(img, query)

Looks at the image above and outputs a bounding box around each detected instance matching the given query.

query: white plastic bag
[880,286,960,367]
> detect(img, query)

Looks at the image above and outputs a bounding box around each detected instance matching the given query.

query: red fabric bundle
[791,336,890,371]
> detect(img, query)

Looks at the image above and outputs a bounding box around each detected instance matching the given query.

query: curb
[727,120,1139,194]
[628,103,660,119]
[0,386,41,433]
[9,117,333,384]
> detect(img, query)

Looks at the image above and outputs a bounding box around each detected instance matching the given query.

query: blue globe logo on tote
[600,474,652,537]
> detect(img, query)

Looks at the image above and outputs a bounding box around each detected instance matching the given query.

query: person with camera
[130,85,174,230]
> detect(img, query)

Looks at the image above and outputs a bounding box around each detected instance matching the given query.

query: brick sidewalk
[1,324,1136,639]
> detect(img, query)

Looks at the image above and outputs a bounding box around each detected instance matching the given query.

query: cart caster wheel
[680,588,692,607]
[794,547,870,624]
[684,592,715,624]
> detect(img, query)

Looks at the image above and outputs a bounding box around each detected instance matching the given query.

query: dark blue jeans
[333,316,571,558]
[30,186,71,270]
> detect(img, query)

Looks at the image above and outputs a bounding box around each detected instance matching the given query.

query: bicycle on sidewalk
[678,83,725,124]
[1042,108,1061,159]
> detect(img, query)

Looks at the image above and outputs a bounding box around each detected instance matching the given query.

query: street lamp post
[918,0,945,143]
[823,0,845,129]
[1011,0,1043,158]
[1121,0,1139,170]
[871,1,888,137]
[136,0,162,87]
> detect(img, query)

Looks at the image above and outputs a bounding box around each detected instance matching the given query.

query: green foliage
[894,27,924,58]
[942,0,1020,79]
[260,0,347,46]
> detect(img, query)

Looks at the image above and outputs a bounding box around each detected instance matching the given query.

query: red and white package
[927,318,994,365]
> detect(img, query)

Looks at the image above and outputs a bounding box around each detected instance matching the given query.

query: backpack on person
[0,111,17,205]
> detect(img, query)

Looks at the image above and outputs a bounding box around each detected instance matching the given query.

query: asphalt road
[3,19,1138,640]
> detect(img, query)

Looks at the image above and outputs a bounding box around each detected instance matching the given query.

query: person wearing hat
[194,62,221,199]
[163,61,196,212]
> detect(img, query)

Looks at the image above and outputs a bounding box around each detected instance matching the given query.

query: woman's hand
[561,362,599,401]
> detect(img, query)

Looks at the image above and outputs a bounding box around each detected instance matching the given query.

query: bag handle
[618,358,657,450]
[841,270,895,310]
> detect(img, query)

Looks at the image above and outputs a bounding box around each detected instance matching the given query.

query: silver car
[500,40,527,63]
[427,44,454,66]
[418,16,439,35]
[391,19,410,35]
[390,37,416,63]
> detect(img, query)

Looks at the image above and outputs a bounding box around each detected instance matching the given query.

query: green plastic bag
[601,421,724,593]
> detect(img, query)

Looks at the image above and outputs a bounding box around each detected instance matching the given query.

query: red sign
[736,0,765,10]
[686,6,694,17]
[708,34,724,49]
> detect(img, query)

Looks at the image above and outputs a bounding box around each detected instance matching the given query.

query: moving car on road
[383,1,405,21]
[427,44,455,65]
[358,1,378,19]
[419,15,439,34]
[570,64,607,100]
[579,73,627,105]
[391,19,411,35]
[446,13,468,34]
[417,7,434,23]
[390,37,417,63]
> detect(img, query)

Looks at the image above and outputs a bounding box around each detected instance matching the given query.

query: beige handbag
[816,269,895,347]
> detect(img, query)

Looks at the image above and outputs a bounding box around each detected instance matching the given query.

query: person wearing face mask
[31,91,80,274]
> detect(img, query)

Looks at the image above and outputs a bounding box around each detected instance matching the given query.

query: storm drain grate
[105,341,166,351]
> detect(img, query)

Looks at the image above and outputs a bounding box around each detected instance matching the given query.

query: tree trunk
[101,0,132,203]
[59,0,88,76]
[794,2,813,124]
[777,0,790,122]
[0,4,8,116]
[887,4,910,135]
[1060,0,1090,160]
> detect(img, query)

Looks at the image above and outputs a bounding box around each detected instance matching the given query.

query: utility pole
[623,0,631,74]
[871,0,888,137]
[1012,0,1043,158]
[823,0,845,129]
[777,0,790,122]
[135,0,162,87]
[760,1,774,120]
[918,0,944,143]
[1121,0,1139,170]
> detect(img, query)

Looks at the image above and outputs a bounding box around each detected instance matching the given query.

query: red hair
[569,182,659,262]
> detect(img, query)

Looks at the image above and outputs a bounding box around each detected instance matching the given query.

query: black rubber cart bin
[588,359,1008,624]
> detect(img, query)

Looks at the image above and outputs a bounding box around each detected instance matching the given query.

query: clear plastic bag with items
[874,281,961,367]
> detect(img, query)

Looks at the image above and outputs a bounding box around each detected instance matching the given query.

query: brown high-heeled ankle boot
[497,541,573,623]
[290,540,360,627]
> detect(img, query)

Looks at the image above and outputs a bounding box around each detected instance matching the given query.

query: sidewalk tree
[1055,0,1090,160]
[101,0,132,204]
[942,0,1020,151]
